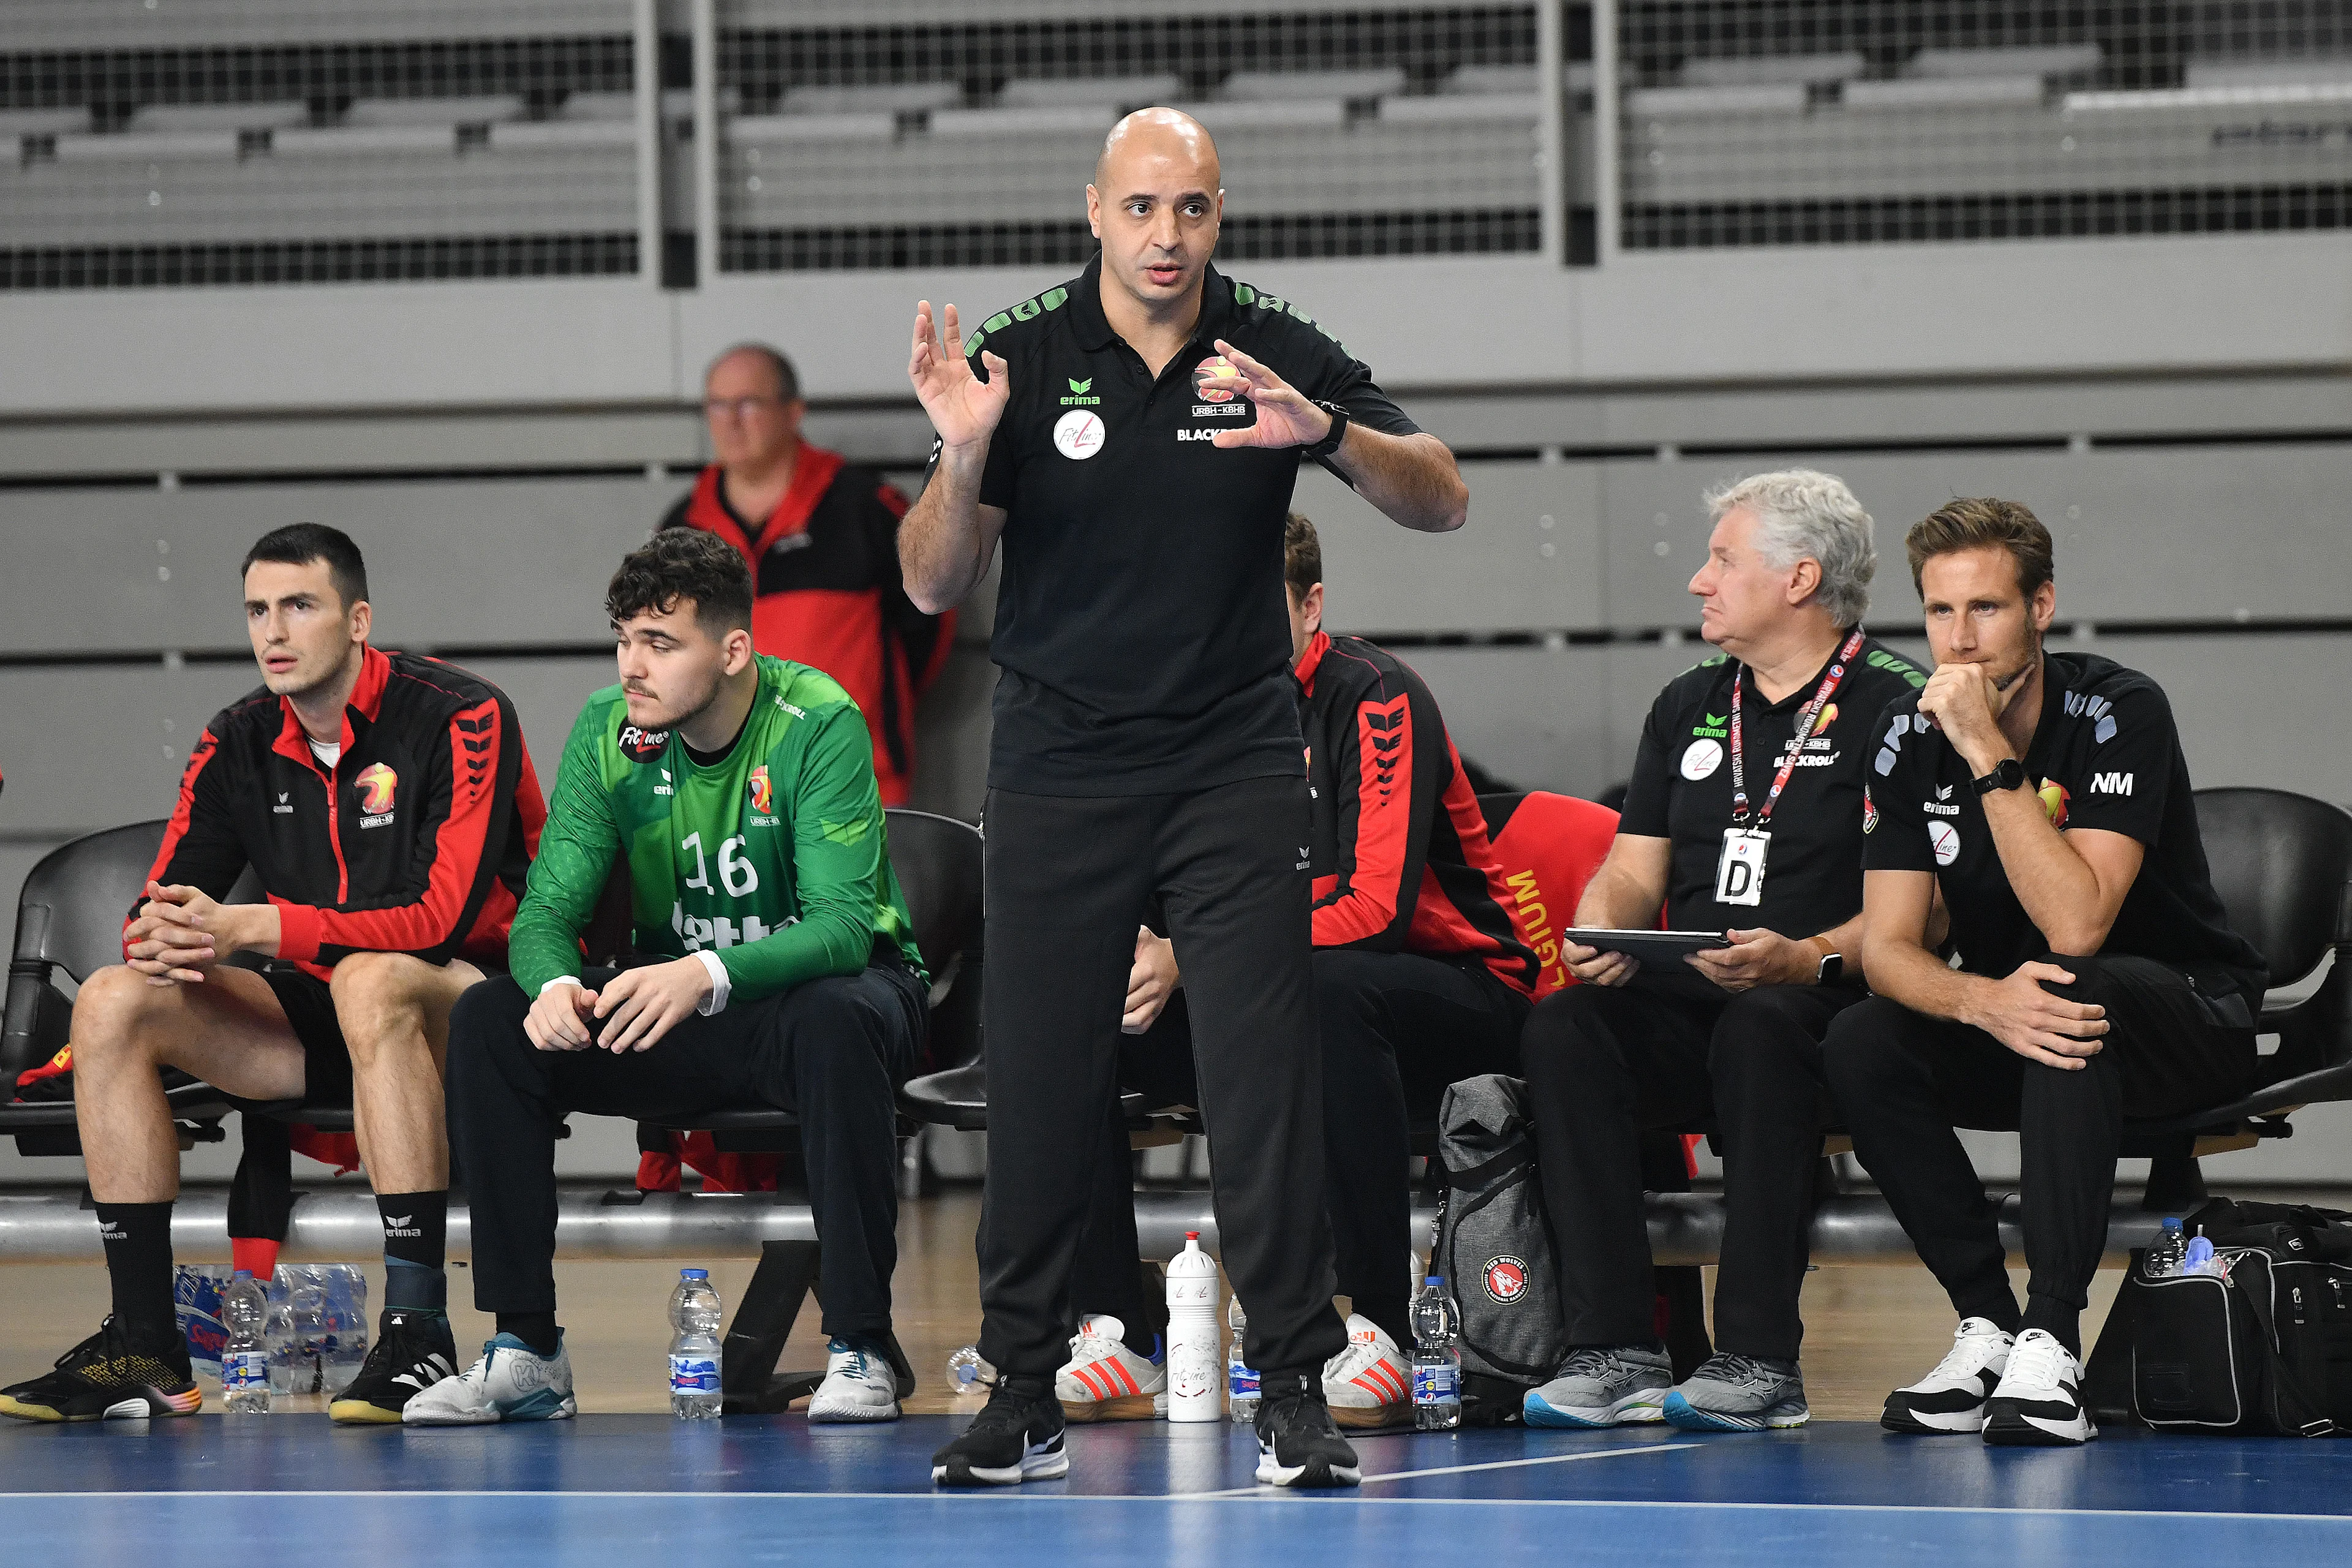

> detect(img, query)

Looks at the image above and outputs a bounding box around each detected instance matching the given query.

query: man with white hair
[1518,470,1929,1435]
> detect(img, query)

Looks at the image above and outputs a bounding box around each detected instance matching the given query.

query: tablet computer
[1562,929,1732,967]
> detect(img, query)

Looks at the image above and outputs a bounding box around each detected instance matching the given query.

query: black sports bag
[1432,1074,1567,1425]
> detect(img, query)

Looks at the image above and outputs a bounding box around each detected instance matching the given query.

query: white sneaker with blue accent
[401,1332,576,1425]
[1662,1351,1809,1432]
[807,1337,903,1423]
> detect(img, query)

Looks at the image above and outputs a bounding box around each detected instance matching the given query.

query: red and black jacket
[135,646,548,981]
[660,447,954,806]
[1298,630,1537,996]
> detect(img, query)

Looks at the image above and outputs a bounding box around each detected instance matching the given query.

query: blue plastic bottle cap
[232,1269,252,1281]
[1426,1275,1446,1287]
[681,1268,709,1280]
[2162,1218,2183,1231]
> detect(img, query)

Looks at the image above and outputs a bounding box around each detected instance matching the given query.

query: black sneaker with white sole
[932,1375,1069,1487]
[329,1310,461,1425]
[1981,1329,2096,1447]
[1882,1317,2013,1434]
[1254,1372,1362,1488]
[0,1317,202,1423]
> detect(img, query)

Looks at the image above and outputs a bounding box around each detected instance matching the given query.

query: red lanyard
[1729,628,1866,827]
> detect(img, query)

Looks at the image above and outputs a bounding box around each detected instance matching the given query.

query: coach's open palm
[910,300,1010,451]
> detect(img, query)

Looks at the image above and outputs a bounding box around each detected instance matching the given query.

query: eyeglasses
[703,396,784,420]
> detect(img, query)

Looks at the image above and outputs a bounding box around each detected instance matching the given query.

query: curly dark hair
[606,529,753,636]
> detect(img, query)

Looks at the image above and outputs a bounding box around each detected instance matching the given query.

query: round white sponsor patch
[1680,739,1723,780]
[1052,409,1104,460]
[1930,820,1961,867]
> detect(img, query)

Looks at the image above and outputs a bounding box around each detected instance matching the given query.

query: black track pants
[975,779,1350,1380]
[1521,981,1863,1361]
[448,959,925,1339]
[1823,953,2254,1351]
[1072,950,1528,1348]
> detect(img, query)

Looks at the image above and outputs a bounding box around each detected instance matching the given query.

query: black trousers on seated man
[448,954,925,1338]
[1522,979,1866,1362]
[1072,949,1529,1349]
[1823,952,2255,1356]
[978,778,1349,1382]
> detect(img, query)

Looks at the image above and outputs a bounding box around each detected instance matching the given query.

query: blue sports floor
[7,1414,2350,1565]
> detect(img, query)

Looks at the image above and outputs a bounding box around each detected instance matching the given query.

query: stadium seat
[995,75,1183,111]
[1679,52,1864,88]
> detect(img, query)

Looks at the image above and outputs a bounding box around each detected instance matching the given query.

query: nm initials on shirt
[2091,771,2134,795]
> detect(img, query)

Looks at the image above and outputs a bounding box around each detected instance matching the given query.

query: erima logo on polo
[1692,712,1728,739]
[1937,784,1954,801]
[1058,375,1099,407]
[2092,772,2133,795]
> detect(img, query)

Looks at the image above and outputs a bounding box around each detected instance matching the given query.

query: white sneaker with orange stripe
[1054,1315,1166,1422]
[1321,1314,1411,1430]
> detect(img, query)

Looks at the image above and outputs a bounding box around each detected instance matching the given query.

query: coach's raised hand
[909,300,1009,451]
[1199,339,1326,450]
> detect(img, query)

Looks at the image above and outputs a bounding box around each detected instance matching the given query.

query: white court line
[5,1488,2349,1523]
[1179,1439,1704,1499]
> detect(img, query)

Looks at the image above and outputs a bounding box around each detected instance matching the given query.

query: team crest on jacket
[355,763,398,815]
[1482,1254,1529,1305]
[748,764,775,816]
[618,723,669,762]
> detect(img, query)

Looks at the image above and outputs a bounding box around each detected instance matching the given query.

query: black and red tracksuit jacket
[134,645,547,981]
[1298,630,1537,995]
[660,447,954,806]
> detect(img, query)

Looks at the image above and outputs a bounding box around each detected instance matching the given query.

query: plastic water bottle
[1165,1232,1221,1423]
[668,1268,723,1419]
[222,1270,271,1415]
[2147,1217,2187,1278]
[1411,1275,1462,1431]
[266,1267,327,1396]
[318,1267,369,1395]
[1226,1295,1259,1424]
[2184,1233,2220,1275]
[945,1344,997,1393]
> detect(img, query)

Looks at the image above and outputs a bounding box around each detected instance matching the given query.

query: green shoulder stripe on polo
[1864,647,1929,688]
[1229,280,1343,349]
[965,284,1069,358]
[1677,652,1730,677]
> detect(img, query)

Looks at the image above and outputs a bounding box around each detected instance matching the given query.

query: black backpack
[1431,1075,1567,1425]
[2095,1197,2352,1437]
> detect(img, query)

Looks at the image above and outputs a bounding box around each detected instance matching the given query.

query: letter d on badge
[1716,829,1769,907]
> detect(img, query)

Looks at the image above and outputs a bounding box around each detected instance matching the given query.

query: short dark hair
[607,529,754,638]
[1905,497,2055,600]
[242,522,368,610]
[1283,512,1321,601]
[710,341,801,403]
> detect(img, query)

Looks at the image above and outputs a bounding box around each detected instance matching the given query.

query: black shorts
[257,965,354,1106]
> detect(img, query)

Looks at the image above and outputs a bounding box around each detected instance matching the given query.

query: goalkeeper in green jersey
[410,530,929,1427]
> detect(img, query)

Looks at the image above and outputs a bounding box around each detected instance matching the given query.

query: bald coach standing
[904,108,1469,1490]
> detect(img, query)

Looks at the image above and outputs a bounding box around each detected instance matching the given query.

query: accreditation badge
[1715,828,1770,907]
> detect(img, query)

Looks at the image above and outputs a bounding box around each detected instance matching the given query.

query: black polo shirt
[940,252,1420,796]
[1862,650,2267,1001]
[1620,636,1928,935]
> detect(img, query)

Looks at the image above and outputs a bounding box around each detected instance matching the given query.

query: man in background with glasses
[663,342,954,810]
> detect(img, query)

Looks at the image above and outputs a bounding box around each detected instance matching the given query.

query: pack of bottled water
[173,1264,236,1387]
[265,1264,370,1396]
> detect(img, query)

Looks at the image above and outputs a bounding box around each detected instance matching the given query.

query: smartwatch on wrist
[1304,400,1349,458]
[1815,951,1844,986]
[1972,757,2027,796]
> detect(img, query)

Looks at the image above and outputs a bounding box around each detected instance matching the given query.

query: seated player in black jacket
[1828,498,2264,1448]
[1052,513,1539,1431]
[0,525,545,1428]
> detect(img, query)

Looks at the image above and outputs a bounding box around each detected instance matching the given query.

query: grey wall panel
[1600,445,2352,633]
[0,478,676,655]
[908,647,997,824]
[0,663,267,837]
[1297,460,1602,635]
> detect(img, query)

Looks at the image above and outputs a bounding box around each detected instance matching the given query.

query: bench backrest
[2193,786,2352,992]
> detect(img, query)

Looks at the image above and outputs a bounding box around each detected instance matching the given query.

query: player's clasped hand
[1560,938,1639,989]
[125,880,219,986]
[1197,338,1332,451]
[1969,960,2109,1070]
[1122,926,1178,1034]
[523,981,598,1052]
[590,957,714,1054]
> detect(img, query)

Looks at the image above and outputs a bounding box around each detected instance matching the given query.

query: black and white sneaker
[0,1317,201,1422]
[1882,1317,2013,1434]
[1981,1329,2096,1447]
[932,1374,1069,1487]
[329,1310,461,1425]
[1254,1372,1362,1489]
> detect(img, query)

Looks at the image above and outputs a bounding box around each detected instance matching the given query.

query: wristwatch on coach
[1304,400,1349,458]
[1972,757,2028,796]
[1813,948,1844,986]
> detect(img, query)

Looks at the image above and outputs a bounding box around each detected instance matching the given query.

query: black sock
[2018,1294,2081,1359]
[497,1313,561,1357]
[95,1201,180,1355]
[377,1190,448,1313]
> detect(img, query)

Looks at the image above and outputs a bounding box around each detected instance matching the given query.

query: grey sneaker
[1523,1346,1673,1429]
[1662,1352,1809,1432]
